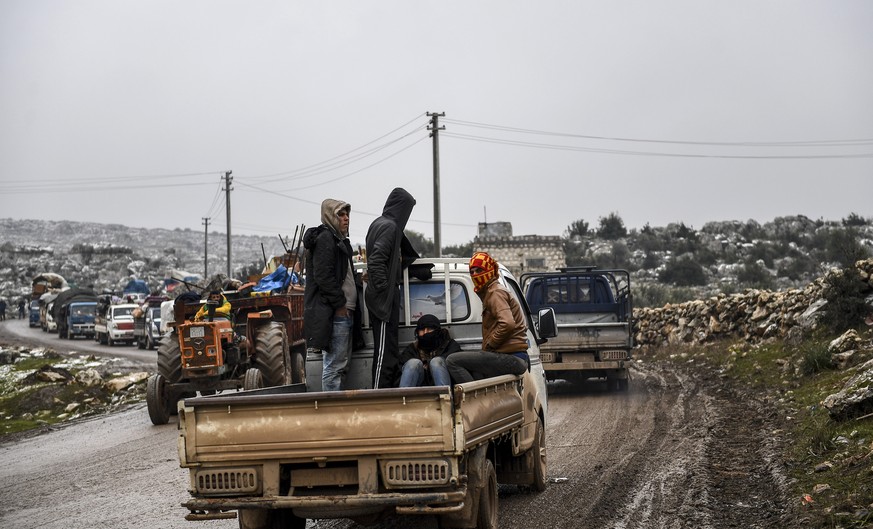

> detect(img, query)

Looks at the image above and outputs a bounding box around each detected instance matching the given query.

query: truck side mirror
[536,307,558,339]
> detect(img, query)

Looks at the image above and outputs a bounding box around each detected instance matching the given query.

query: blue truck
[53,288,99,340]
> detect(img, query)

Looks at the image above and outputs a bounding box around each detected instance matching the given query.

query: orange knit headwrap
[469,252,498,292]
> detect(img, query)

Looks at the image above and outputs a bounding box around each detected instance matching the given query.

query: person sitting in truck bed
[397,314,461,387]
[447,252,529,384]
[194,291,231,322]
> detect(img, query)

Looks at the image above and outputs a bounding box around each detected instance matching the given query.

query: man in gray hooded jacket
[365,188,418,388]
[303,198,358,391]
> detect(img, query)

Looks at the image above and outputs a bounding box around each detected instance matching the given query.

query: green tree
[597,212,627,240]
[819,267,870,334]
[842,212,867,227]
[443,241,473,258]
[736,260,774,289]
[404,230,434,257]
[658,258,707,286]
[565,219,589,238]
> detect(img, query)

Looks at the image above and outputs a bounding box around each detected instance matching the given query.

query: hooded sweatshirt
[364,188,418,321]
[302,198,355,350]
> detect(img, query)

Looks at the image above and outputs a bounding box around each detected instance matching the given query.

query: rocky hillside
[0,218,295,300]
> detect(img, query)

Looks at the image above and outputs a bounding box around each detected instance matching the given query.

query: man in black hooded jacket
[365,187,418,388]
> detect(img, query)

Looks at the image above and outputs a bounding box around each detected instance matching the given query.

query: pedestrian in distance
[365,187,420,389]
[447,252,529,383]
[0,299,6,321]
[302,199,361,392]
[397,314,461,387]
[17,299,25,320]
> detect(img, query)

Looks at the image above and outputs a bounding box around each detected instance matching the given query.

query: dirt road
[0,319,791,528]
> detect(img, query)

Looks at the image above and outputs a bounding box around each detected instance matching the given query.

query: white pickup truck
[177,258,557,529]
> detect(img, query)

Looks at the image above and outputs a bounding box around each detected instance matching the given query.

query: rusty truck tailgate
[179,386,455,465]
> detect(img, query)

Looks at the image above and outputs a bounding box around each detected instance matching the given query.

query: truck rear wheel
[252,322,291,387]
[238,508,306,529]
[146,374,171,425]
[476,459,498,529]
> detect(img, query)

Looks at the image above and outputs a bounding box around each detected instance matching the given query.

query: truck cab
[95,302,138,346]
[64,301,97,339]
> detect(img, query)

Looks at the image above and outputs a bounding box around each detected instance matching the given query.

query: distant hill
[1,214,871,308]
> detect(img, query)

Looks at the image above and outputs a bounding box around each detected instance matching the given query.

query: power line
[442,118,873,147]
[441,131,873,159]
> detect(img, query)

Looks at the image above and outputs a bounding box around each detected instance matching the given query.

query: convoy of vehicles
[522,266,633,390]
[176,258,558,529]
[19,259,636,527]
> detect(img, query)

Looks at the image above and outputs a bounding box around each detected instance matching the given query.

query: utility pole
[202,217,209,279]
[224,170,233,277]
[427,112,445,256]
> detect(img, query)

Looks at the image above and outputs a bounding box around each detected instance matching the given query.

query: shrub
[658,258,707,286]
[798,341,833,376]
[818,267,870,334]
[597,212,627,240]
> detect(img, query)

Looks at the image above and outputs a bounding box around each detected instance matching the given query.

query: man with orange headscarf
[446,252,529,383]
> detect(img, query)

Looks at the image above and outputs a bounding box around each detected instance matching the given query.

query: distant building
[474,222,565,277]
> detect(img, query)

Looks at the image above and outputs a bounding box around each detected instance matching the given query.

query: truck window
[113,306,135,318]
[400,281,470,323]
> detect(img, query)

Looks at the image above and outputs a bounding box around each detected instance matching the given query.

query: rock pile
[633,258,873,347]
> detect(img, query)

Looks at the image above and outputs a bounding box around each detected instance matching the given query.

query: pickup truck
[522,266,633,390]
[134,296,168,350]
[177,258,558,529]
[94,301,138,346]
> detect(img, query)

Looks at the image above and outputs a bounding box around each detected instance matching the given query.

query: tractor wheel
[146,374,172,425]
[243,368,263,391]
[252,322,291,387]
[157,333,184,382]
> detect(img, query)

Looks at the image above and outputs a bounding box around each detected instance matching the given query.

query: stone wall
[634,258,873,347]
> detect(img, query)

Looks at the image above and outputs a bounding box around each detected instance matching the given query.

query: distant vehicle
[38,292,59,332]
[28,300,41,327]
[122,279,150,304]
[133,296,168,350]
[62,301,98,340]
[94,302,138,346]
[522,266,633,390]
[53,288,98,339]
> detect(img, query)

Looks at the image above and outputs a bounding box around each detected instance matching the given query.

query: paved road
[0,317,155,365]
[0,319,790,528]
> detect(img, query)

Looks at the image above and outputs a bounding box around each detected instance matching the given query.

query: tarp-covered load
[52,288,98,320]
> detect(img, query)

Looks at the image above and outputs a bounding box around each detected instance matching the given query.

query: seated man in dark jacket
[397,314,461,387]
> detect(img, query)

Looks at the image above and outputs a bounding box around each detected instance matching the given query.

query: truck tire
[243,368,263,391]
[146,374,171,425]
[531,418,547,492]
[476,459,498,529]
[238,508,306,529]
[252,322,291,387]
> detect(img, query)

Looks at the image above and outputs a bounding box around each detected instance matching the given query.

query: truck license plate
[190,326,205,338]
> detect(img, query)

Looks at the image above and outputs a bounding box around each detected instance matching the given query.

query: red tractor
[146,291,305,425]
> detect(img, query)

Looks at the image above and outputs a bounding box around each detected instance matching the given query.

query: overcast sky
[1,1,871,247]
